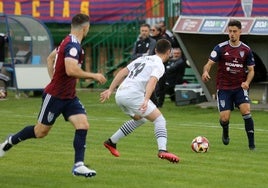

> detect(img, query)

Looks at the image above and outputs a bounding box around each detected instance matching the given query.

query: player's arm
[144,76,158,102]
[65,57,106,84]
[47,49,57,79]
[139,76,158,113]
[241,65,254,90]
[100,67,129,103]
[202,59,215,82]
[108,67,129,92]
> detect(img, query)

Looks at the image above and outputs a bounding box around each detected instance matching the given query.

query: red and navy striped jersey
[209,41,255,90]
[44,34,84,99]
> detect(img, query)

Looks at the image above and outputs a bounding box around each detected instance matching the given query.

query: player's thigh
[38,93,63,125]
[217,89,234,111]
[115,91,143,116]
[64,97,89,129]
[235,88,251,114]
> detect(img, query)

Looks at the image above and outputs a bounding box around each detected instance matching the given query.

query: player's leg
[0,93,57,157]
[241,110,255,150]
[104,118,147,157]
[69,114,96,177]
[217,89,233,145]
[219,110,231,145]
[146,108,179,163]
[104,91,147,157]
[66,98,96,178]
[0,125,39,157]
[235,88,255,150]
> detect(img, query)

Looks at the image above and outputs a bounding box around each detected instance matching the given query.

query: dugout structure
[0,14,53,91]
[173,16,268,102]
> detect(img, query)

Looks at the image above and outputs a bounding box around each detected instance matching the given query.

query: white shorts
[115,88,156,117]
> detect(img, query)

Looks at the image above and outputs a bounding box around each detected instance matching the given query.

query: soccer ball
[191,136,209,153]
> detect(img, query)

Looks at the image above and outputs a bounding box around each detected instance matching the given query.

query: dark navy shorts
[217,88,250,112]
[37,93,87,125]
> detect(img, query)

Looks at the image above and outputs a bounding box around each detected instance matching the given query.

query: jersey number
[129,63,145,79]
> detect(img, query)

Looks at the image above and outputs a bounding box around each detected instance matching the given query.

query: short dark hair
[228,19,241,29]
[71,14,89,27]
[156,39,171,54]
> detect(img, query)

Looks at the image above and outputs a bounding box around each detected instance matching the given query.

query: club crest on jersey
[220,100,225,108]
[47,112,55,123]
[240,51,245,58]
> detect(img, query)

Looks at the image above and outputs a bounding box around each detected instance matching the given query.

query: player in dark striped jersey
[202,19,255,150]
[0,14,107,177]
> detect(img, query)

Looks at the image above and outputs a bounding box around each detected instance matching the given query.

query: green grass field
[0,90,267,188]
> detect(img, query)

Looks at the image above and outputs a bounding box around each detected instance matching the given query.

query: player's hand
[241,81,249,90]
[94,73,107,85]
[139,99,149,114]
[100,89,112,103]
[202,71,211,82]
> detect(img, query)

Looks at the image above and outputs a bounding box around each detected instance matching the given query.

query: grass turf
[0,90,267,188]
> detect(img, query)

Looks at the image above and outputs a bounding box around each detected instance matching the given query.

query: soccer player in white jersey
[100,39,179,163]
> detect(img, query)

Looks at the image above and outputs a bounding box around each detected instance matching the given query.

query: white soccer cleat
[0,140,9,157]
[0,136,13,157]
[72,162,96,178]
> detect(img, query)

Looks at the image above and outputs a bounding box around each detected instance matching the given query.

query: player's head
[227,19,242,44]
[228,19,242,29]
[71,14,90,37]
[155,39,172,62]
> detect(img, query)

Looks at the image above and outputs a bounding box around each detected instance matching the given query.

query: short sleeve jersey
[118,55,164,94]
[209,41,255,90]
[44,34,84,99]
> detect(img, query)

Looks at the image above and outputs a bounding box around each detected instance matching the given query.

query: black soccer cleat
[221,126,230,145]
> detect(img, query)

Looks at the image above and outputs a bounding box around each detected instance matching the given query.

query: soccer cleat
[222,134,230,145]
[72,162,96,178]
[104,139,120,157]
[158,150,180,163]
[0,136,13,157]
[222,126,230,145]
[249,145,256,151]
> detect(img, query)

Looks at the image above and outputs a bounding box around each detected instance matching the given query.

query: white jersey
[115,55,164,117]
[118,55,164,95]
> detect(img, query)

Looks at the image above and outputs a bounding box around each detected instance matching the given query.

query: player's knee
[153,115,166,126]
[34,123,51,138]
[75,123,89,130]
[132,115,143,121]
[34,129,49,138]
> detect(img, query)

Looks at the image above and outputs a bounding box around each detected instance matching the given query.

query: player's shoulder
[61,35,80,47]
[240,42,251,50]
[218,41,229,48]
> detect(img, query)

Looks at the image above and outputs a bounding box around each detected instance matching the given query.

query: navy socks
[243,114,255,148]
[73,129,87,163]
[11,125,36,145]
